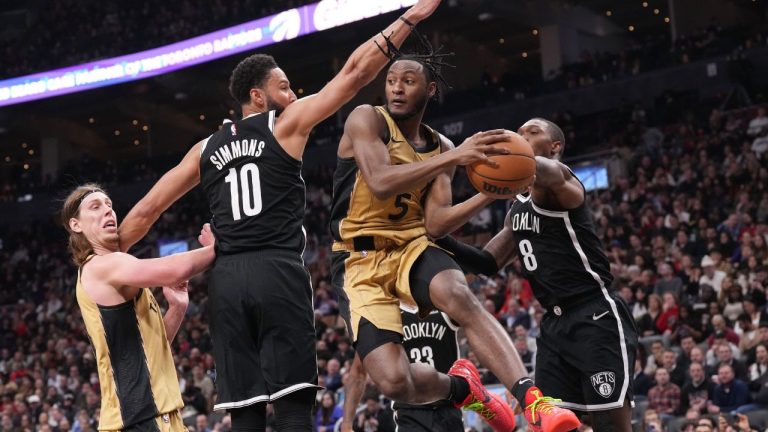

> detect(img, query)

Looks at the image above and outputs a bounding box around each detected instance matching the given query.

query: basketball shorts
[535,292,638,412]
[331,235,460,358]
[393,403,463,432]
[107,410,186,432]
[208,250,320,411]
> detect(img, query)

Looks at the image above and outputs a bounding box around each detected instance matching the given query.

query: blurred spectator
[680,362,714,415]
[315,390,342,432]
[709,363,750,414]
[648,368,682,422]
[352,392,395,432]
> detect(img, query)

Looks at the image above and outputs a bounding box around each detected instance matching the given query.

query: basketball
[466,131,536,199]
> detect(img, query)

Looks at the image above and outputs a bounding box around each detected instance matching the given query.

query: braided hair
[375,26,454,99]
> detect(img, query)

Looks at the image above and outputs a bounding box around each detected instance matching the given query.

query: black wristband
[399,16,416,29]
[435,235,499,275]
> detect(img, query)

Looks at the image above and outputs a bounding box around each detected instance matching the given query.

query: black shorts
[208,250,320,411]
[393,403,463,432]
[535,292,638,412]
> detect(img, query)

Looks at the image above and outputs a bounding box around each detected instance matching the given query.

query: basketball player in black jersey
[440,118,639,431]
[117,1,443,430]
[345,308,463,432]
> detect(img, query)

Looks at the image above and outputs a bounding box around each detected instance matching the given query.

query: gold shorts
[332,235,433,341]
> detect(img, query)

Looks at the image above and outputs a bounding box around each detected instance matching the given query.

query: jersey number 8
[224,163,263,221]
[519,239,538,271]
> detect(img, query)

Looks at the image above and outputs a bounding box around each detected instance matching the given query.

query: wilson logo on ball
[482,182,516,196]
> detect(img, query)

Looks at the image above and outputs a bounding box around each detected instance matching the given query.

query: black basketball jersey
[401,309,459,374]
[199,111,305,255]
[508,191,613,308]
[395,308,459,410]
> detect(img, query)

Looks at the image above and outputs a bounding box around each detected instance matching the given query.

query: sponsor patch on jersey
[590,371,615,398]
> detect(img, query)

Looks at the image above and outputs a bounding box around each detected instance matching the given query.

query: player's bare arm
[86,244,214,298]
[274,0,442,159]
[346,106,511,199]
[483,210,518,268]
[162,281,189,342]
[119,141,203,251]
[531,156,584,210]
[340,355,366,432]
[423,136,496,238]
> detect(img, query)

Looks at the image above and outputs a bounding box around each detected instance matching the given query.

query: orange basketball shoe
[447,359,516,432]
[523,387,581,432]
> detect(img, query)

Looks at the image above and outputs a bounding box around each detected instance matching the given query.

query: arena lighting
[0,0,417,108]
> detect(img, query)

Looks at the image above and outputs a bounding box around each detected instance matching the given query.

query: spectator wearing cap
[700,255,727,294]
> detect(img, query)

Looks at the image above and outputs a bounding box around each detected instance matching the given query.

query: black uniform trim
[99,300,158,426]
[330,158,358,242]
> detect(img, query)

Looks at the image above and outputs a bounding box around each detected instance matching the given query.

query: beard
[266,95,287,116]
[386,93,429,121]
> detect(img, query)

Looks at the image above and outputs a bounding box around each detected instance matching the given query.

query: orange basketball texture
[467,132,536,199]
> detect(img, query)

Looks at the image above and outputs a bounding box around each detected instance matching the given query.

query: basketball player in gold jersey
[331,43,580,431]
[61,184,216,431]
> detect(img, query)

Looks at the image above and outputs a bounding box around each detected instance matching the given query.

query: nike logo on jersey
[592,311,609,320]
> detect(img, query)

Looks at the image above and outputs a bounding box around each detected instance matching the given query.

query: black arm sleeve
[435,235,499,275]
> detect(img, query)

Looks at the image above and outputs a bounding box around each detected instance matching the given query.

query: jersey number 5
[388,193,411,220]
[224,163,263,221]
[519,239,538,271]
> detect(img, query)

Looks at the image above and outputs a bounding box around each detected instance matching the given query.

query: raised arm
[119,141,202,251]
[348,106,510,200]
[531,156,584,210]
[423,137,496,238]
[274,0,441,157]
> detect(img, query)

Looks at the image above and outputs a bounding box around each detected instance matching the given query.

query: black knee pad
[230,403,267,432]
[273,388,316,431]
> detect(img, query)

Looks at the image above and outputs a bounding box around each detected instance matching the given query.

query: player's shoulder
[347,104,383,123]
[435,131,454,152]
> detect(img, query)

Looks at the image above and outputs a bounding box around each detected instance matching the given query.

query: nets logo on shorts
[590,371,615,398]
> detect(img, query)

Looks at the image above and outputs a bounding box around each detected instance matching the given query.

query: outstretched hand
[407,0,442,22]
[198,223,215,247]
[163,280,189,307]
[452,129,513,167]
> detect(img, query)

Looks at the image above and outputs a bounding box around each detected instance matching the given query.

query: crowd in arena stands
[0,0,317,79]
[2,89,768,431]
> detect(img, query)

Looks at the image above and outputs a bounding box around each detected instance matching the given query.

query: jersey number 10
[224,163,263,221]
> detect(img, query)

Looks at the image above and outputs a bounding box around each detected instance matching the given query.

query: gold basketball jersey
[76,256,183,430]
[331,106,443,246]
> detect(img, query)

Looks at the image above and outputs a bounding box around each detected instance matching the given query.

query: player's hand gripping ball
[467,131,536,199]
